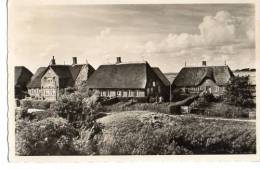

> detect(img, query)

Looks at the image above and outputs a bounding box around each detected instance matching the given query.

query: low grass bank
[191,102,256,119]
[79,111,256,155]
[103,102,171,114]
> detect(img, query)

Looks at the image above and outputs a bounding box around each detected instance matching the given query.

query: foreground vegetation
[16,109,256,155]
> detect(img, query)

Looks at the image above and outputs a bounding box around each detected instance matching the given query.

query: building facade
[172,61,234,96]
[27,56,95,101]
[86,57,170,101]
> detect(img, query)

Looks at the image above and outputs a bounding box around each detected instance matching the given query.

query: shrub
[191,101,253,119]
[224,76,255,108]
[15,117,78,155]
[203,93,216,102]
[73,122,103,155]
[29,110,59,121]
[51,93,84,122]
[103,102,171,114]
[15,108,28,121]
[52,91,103,127]
[20,99,54,109]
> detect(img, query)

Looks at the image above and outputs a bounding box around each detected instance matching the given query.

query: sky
[9,1,255,73]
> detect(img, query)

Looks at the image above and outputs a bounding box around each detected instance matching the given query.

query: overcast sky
[9,1,255,73]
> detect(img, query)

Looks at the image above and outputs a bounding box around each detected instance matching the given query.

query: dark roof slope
[27,67,47,88]
[152,67,170,86]
[27,64,94,88]
[70,65,84,80]
[49,65,74,88]
[15,66,33,87]
[173,66,234,87]
[87,62,148,89]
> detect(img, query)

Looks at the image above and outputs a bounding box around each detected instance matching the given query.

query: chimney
[202,61,207,66]
[116,57,121,64]
[72,57,77,65]
[51,56,56,65]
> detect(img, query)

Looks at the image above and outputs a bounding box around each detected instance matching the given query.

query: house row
[15,56,235,101]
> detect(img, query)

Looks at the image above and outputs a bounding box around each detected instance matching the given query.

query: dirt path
[173,114,256,123]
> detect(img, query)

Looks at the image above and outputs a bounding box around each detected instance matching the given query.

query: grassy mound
[78,111,256,155]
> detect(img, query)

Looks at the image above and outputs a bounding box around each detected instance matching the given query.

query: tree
[51,93,83,122]
[225,76,255,107]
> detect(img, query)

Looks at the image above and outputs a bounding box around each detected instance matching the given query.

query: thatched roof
[87,62,150,89]
[15,66,33,87]
[27,64,94,88]
[173,66,234,87]
[152,67,170,86]
[27,67,47,88]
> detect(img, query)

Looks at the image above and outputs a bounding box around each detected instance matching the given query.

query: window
[138,90,145,97]
[132,90,137,97]
[117,90,121,97]
[152,81,156,87]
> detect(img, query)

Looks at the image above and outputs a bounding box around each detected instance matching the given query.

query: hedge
[20,99,55,110]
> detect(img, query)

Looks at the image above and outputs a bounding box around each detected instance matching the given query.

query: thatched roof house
[172,63,234,95]
[27,57,95,100]
[86,57,170,100]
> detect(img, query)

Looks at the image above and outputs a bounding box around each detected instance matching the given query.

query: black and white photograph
[7,0,258,160]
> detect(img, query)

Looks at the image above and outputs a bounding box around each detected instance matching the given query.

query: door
[206,86,212,93]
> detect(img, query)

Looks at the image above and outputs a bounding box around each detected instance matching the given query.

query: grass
[85,111,256,155]
[192,101,256,119]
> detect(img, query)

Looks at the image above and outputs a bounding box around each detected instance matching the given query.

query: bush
[203,93,217,102]
[16,117,78,155]
[73,122,103,155]
[15,108,28,121]
[224,76,255,108]
[103,102,171,114]
[51,93,85,122]
[52,91,103,126]
[20,99,54,109]
[29,110,59,121]
[191,101,253,119]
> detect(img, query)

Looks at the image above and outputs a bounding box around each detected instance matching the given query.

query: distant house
[27,67,47,99]
[86,57,170,101]
[27,56,95,101]
[15,66,33,99]
[172,61,234,96]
